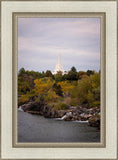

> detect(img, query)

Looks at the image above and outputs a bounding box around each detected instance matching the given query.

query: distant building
[53,54,64,75]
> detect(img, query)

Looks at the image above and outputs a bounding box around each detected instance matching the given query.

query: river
[18,110,100,142]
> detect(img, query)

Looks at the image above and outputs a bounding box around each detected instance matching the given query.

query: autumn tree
[58,81,74,95]
[77,71,87,79]
[34,77,55,95]
[71,73,100,107]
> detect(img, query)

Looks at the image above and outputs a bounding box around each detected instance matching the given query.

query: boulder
[64,115,72,121]
[88,114,100,128]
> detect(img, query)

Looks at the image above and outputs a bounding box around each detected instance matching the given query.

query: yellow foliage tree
[44,89,58,102]
[90,73,100,89]
[57,81,73,94]
[34,78,55,95]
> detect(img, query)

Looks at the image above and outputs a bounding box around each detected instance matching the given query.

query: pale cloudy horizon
[18,18,100,73]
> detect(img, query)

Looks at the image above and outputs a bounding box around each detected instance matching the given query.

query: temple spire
[53,54,64,75]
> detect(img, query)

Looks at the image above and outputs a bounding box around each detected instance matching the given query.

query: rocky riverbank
[19,101,100,129]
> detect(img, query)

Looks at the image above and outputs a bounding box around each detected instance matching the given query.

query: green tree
[87,70,94,76]
[71,66,77,73]
[67,70,77,80]
[54,74,63,82]
[53,83,63,96]
[45,70,53,78]
[18,68,25,76]
[62,74,68,80]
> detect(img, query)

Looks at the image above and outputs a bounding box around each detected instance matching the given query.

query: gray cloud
[18,18,100,72]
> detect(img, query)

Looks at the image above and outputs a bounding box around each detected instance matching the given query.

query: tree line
[18,67,100,110]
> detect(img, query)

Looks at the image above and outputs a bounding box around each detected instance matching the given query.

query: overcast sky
[18,18,100,73]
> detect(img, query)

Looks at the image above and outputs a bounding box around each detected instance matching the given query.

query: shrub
[87,91,94,107]
[54,101,68,110]
[61,103,68,110]
[18,94,30,106]
[90,101,100,107]
[64,97,71,105]
[70,98,79,106]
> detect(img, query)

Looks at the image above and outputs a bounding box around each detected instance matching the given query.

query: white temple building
[53,54,64,75]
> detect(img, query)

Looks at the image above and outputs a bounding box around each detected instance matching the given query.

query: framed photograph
[0,0,117,160]
[16,13,103,146]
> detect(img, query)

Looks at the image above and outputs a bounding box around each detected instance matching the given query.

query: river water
[18,110,100,142]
